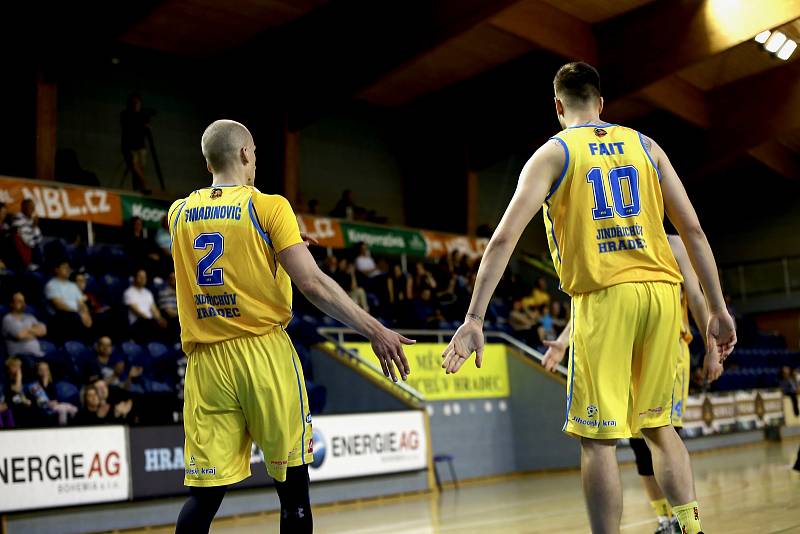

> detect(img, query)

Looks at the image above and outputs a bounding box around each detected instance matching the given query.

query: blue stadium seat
[122,341,145,362]
[147,342,170,360]
[39,339,58,359]
[55,380,80,406]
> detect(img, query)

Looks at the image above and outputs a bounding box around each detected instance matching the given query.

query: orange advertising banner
[296,215,345,248]
[0,176,123,226]
[422,231,488,258]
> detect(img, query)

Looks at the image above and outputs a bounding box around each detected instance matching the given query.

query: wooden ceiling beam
[597,0,800,98]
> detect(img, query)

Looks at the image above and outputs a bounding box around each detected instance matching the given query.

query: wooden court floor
[130,438,800,534]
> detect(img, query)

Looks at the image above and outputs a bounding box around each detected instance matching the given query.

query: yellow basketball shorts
[183,328,313,486]
[670,340,691,428]
[563,281,682,439]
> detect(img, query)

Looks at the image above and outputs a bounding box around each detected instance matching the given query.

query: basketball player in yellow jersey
[442,63,736,534]
[541,234,711,534]
[171,120,415,534]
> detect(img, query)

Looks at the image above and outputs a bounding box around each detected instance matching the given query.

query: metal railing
[316,327,568,385]
[719,256,800,301]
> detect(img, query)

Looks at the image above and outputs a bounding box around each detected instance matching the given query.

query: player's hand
[370,327,415,382]
[300,233,319,247]
[541,339,567,372]
[702,348,724,383]
[441,318,484,374]
[707,311,737,361]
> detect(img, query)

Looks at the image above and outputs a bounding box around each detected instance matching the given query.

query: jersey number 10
[586,165,641,220]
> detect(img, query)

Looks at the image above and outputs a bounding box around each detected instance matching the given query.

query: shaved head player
[441,63,736,534]
[170,120,415,533]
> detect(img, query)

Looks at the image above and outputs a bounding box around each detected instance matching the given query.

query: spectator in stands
[124,268,168,343]
[74,272,111,330]
[0,388,13,429]
[330,189,356,219]
[333,258,369,312]
[84,336,125,385]
[0,202,16,273]
[780,366,799,417]
[12,198,44,269]
[523,277,551,309]
[54,148,99,187]
[2,292,46,357]
[74,384,110,425]
[508,298,541,346]
[537,304,556,343]
[31,361,77,426]
[93,378,134,424]
[389,264,413,304]
[120,92,151,194]
[355,242,380,278]
[3,356,40,427]
[410,288,443,328]
[158,271,180,338]
[550,300,568,334]
[155,214,172,257]
[44,261,92,341]
[413,262,437,294]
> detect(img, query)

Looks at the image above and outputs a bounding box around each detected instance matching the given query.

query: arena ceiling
[37,0,800,179]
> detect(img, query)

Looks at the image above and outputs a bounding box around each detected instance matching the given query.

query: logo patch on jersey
[594,128,607,137]
[210,188,223,199]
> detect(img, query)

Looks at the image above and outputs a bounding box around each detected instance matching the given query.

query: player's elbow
[295,272,323,299]
[679,222,706,243]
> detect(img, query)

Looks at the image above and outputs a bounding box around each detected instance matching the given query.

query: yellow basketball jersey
[168,185,303,353]
[543,123,682,295]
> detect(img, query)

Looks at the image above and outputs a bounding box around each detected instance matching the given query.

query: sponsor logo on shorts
[306,414,313,424]
[571,415,617,428]
[587,405,598,419]
[185,463,216,477]
[638,406,663,417]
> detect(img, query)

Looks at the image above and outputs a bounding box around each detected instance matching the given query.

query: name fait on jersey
[584,138,648,255]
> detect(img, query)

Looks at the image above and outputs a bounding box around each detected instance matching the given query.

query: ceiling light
[764,31,787,53]
[777,39,797,60]
[755,30,771,43]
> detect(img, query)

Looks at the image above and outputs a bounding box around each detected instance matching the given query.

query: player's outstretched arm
[442,140,564,374]
[278,243,415,382]
[651,137,736,381]
[542,318,571,372]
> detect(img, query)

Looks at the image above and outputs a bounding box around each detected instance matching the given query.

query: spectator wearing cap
[2,292,46,357]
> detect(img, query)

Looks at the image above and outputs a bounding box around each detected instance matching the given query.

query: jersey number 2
[194,233,224,286]
[586,165,641,219]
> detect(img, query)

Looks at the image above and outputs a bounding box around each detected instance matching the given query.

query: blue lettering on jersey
[589,142,625,156]
[185,205,242,223]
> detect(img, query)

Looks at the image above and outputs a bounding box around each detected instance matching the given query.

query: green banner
[121,195,170,229]
[340,222,427,256]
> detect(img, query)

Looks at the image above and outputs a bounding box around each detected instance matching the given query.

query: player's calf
[275,465,313,534]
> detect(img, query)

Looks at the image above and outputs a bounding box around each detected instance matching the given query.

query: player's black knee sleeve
[629,437,654,477]
[275,465,313,534]
[175,485,227,534]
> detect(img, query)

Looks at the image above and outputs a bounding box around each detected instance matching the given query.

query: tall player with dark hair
[542,234,711,534]
[169,120,414,533]
[441,63,736,534]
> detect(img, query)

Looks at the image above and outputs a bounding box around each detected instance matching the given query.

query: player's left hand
[441,318,484,374]
[300,233,319,247]
[702,347,724,383]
